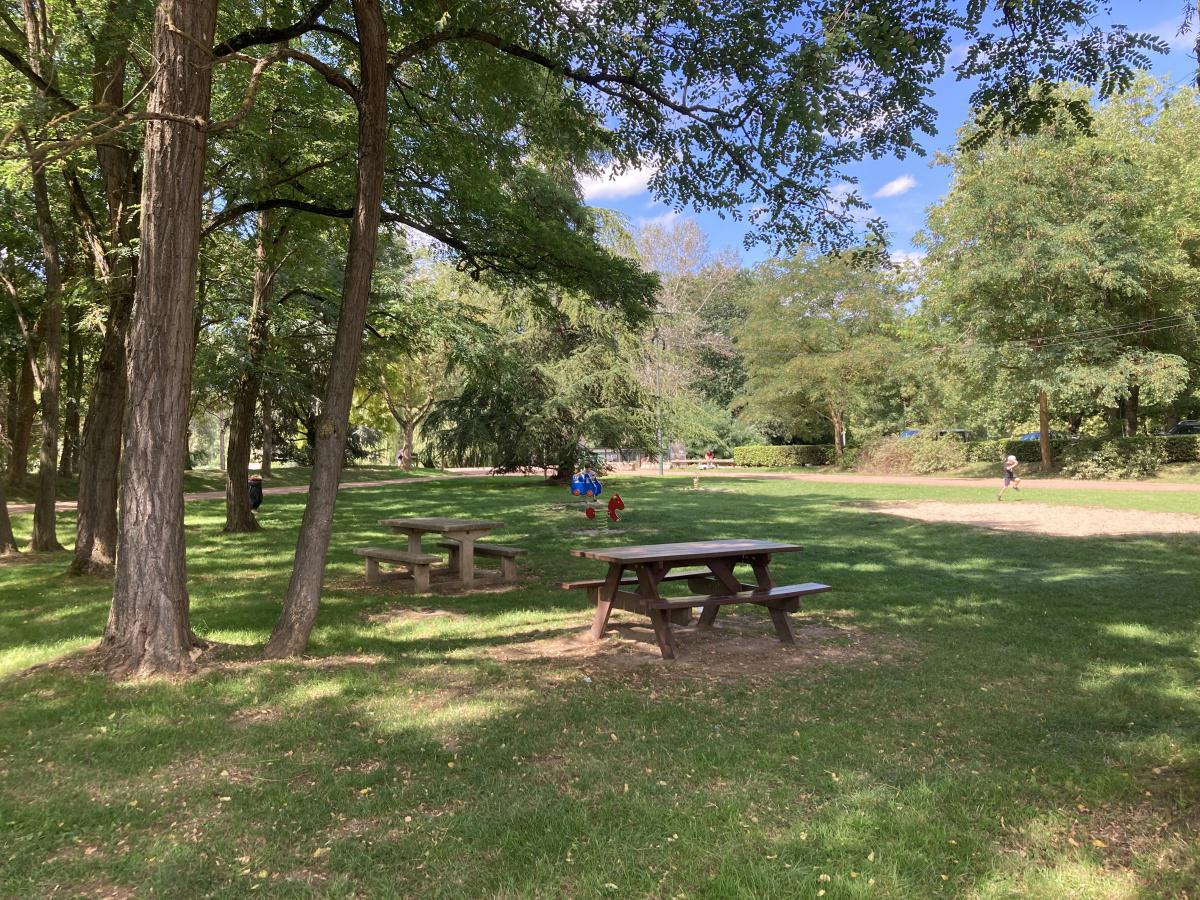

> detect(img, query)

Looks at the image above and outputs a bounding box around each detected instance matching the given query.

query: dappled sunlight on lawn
[1,476,1198,895]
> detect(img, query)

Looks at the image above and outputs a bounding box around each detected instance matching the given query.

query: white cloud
[873,174,917,199]
[890,249,926,267]
[1149,18,1195,52]
[579,164,656,201]
[635,210,680,229]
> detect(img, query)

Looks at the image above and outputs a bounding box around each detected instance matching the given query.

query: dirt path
[863,499,1200,537]
[668,470,1200,493]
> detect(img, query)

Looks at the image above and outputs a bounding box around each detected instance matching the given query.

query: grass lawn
[1,476,1197,897]
[4,464,445,505]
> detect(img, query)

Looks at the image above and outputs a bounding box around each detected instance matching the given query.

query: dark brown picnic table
[566,539,829,660]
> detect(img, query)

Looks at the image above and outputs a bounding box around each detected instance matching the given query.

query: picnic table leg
[699,559,744,629]
[590,564,623,640]
[648,608,676,659]
[405,530,423,554]
[768,606,795,644]
[637,565,688,626]
[457,536,476,588]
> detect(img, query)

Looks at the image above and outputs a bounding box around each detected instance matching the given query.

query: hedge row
[965,435,1200,464]
[734,436,1200,468]
[733,444,836,467]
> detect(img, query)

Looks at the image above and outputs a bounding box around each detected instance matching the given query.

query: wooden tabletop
[570,539,802,564]
[379,517,502,532]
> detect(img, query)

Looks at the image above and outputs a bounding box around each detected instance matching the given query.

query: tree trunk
[401,421,415,469]
[830,406,845,457]
[69,28,139,577]
[29,158,65,553]
[59,314,82,476]
[260,388,273,478]
[100,0,218,677]
[1122,384,1139,438]
[0,477,16,555]
[1037,390,1052,472]
[1065,412,1082,435]
[7,354,35,490]
[264,0,388,658]
[224,211,276,532]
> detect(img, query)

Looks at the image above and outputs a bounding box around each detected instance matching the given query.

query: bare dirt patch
[862,500,1200,537]
[486,611,893,680]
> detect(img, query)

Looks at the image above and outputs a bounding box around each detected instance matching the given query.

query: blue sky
[581,2,1198,267]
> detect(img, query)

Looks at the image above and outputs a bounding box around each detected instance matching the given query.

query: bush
[855,435,966,474]
[733,444,836,467]
[1162,435,1200,463]
[963,437,1092,464]
[906,436,968,474]
[963,435,1199,472]
[1061,440,1167,480]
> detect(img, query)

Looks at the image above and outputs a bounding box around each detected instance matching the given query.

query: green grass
[5,464,446,504]
[1,476,1198,897]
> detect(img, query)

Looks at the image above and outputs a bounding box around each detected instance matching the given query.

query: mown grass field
[4,464,443,505]
[1,475,1197,897]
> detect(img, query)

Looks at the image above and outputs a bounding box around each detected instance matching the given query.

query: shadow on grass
[1,475,1198,895]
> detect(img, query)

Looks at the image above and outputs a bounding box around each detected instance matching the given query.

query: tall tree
[99,0,219,676]
[738,253,907,455]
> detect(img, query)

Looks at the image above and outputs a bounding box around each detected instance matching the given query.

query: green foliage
[963,438,1086,464]
[732,444,834,467]
[737,252,909,452]
[1061,440,1167,480]
[855,435,966,474]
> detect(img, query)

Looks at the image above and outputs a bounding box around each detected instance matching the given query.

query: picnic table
[366,517,520,590]
[564,539,830,660]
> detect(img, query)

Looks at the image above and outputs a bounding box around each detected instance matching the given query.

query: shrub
[1061,440,1167,480]
[906,436,968,474]
[732,444,836,467]
[853,436,913,474]
[1162,435,1200,463]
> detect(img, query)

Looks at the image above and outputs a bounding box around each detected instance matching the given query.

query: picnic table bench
[354,517,523,591]
[564,539,829,660]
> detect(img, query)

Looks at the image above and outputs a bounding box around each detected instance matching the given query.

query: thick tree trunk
[1037,390,1052,472]
[260,389,273,478]
[29,160,65,552]
[1122,384,1139,438]
[0,477,17,555]
[59,315,82,476]
[401,421,415,468]
[100,0,218,677]
[70,279,133,574]
[264,0,388,658]
[830,406,845,457]
[69,29,139,576]
[224,211,276,532]
[6,355,35,490]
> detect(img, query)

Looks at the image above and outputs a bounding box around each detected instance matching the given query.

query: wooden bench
[648,582,830,640]
[439,540,527,581]
[561,568,711,603]
[353,547,441,591]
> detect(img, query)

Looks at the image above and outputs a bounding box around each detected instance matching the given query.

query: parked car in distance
[1165,420,1200,435]
[1016,431,1077,441]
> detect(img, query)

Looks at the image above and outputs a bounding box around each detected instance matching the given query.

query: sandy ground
[864,500,1200,537]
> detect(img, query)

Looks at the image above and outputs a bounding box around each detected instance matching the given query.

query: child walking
[997,454,1021,501]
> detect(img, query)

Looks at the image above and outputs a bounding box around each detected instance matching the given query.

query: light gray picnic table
[379,517,502,588]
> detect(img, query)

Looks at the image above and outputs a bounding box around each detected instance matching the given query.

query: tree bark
[401,421,415,468]
[260,388,273,478]
[1037,390,1052,472]
[830,406,845,457]
[224,210,277,532]
[1065,412,1082,435]
[1122,383,1139,438]
[6,353,35,490]
[100,0,218,677]
[58,313,81,476]
[70,23,140,576]
[0,476,16,555]
[264,0,388,658]
[29,156,65,552]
